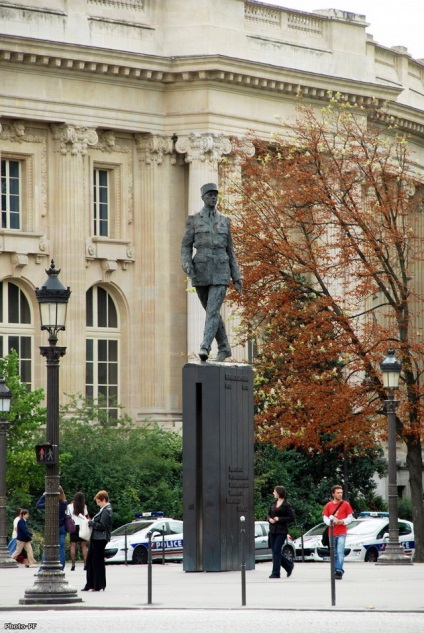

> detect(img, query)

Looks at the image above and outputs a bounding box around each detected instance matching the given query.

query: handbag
[322,502,344,547]
[78,517,92,541]
[65,512,76,534]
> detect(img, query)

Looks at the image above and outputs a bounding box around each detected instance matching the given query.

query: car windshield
[347,520,385,535]
[306,524,326,536]
[111,521,154,536]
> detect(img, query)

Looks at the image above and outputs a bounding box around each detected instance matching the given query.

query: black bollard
[240,515,246,606]
[329,519,336,606]
[162,529,165,565]
[124,525,128,566]
[147,532,152,604]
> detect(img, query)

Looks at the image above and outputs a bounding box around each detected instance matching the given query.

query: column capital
[175,132,232,164]
[135,134,176,165]
[51,124,98,156]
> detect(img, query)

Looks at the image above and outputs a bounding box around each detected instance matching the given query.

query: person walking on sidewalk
[322,484,354,579]
[11,509,37,567]
[267,485,295,579]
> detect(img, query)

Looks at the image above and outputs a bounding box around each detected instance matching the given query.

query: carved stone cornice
[0,43,402,106]
[51,124,98,156]
[135,134,176,164]
[2,40,424,140]
[175,133,232,164]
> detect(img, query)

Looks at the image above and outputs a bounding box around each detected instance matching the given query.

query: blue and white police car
[104,512,183,565]
[343,517,414,563]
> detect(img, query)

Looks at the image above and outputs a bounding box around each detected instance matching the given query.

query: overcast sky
[263,1,424,61]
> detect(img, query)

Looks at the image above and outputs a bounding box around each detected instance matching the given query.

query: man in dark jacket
[181,183,242,362]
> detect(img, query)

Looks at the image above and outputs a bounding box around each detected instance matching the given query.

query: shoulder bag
[321,502,344,547]
[78,517,92,541]
[65,511,76,534]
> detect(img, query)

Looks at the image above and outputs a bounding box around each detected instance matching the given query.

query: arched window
[86,285,119,419]
[0,280,33,388]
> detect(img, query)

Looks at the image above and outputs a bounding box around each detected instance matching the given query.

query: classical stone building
[1,0,424,444]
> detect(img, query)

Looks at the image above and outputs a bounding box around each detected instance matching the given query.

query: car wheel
[365,547,379,563]
[132,545,148,565]
[282,545,294,563]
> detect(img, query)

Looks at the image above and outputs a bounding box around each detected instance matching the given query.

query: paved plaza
[0,560,423,632]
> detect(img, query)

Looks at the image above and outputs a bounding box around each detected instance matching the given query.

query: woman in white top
[67,491,90,570]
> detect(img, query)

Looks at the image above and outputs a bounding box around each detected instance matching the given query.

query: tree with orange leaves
[223,97,424,560]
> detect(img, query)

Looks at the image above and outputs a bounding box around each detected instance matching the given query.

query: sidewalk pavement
[0,559,423,612]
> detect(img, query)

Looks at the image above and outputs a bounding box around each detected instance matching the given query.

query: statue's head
[201,183,218,198]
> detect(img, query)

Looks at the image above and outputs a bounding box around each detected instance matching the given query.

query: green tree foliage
[0,351,46,520]
[58,396,183,526]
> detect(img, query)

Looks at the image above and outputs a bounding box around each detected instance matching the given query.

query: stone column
[49,124,98,397]
[218,144,255,362]
[135,135,184,425]
[175,133,232,358]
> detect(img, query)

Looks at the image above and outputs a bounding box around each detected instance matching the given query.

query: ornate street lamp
[21,260,81,604]
[377,349,412,565]
[0,377,17,568]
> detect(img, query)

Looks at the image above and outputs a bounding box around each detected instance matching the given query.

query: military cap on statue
[201,183,218,197]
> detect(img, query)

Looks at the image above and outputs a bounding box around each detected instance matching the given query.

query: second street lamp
[377,349,412,565]
[21,260,81,604]
[0,377,17,568]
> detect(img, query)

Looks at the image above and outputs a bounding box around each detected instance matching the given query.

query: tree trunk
[405,438,424,562]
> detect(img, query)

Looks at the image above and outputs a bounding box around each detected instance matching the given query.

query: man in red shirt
[322,485,354,579]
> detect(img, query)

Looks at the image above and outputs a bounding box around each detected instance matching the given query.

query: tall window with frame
[86,286,119,419]
[1,159,21,230]
[93,168,109,237]
[0,281,33,389]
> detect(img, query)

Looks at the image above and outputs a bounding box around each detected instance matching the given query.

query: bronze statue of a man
[181,183,242,362]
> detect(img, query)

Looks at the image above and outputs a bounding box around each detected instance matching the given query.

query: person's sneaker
[335,570,343,579]
[269,574,280,579]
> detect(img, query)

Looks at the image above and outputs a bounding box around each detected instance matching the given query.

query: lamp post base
[376,542,413,565]
[20,569,82,605]
[0,545,18,568]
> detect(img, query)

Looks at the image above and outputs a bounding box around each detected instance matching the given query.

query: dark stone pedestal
[182,362,255,572]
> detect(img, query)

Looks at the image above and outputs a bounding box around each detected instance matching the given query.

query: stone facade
[1,0,424,435]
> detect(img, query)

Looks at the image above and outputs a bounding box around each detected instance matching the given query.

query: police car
[104,512,183,565]
[343,517,414,563]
